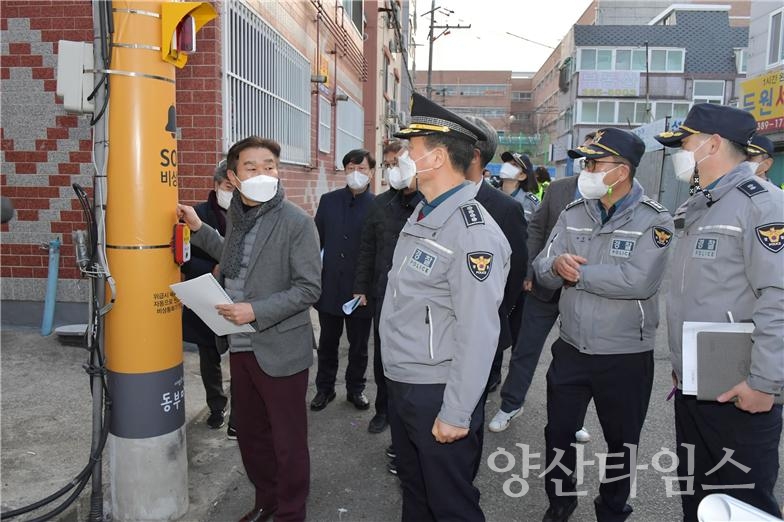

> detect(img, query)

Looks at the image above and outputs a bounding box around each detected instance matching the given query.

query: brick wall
[175,8,223,207]
[1,1,364,302]
[0,1,229,302]
[1,1,94,301]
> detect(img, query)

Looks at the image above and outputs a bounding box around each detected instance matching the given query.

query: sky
[413,0,594,72]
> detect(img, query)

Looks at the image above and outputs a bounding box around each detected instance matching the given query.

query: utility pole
[426,0,435,99]
[423,2,470,99]
[104,2,215,520]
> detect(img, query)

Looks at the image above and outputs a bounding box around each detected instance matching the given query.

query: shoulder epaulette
[460,203,485,228]
[564,198,584,211]
[641,198,668,213]
[736,178,767,198]
[525,192,540,203]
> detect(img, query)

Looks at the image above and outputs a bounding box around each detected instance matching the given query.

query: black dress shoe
[385,444,396,459]
[368,413,388,433]
[542,498,578,522]
[387,459,398,475]
[239,505,277,522]
[310,390,336,411]
[346,391,370,410]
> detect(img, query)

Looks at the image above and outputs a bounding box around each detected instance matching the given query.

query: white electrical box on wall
[56,40,95,114]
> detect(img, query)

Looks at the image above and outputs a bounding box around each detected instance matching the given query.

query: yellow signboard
[741,68,784,134]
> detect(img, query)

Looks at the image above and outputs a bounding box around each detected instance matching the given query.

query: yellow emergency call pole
[104,2,215,519]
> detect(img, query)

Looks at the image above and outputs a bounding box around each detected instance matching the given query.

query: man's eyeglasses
[579,158,623,172]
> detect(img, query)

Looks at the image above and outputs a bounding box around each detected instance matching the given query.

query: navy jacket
[181,191,226,346]
[475,181,528,350]
[314,186,374,318]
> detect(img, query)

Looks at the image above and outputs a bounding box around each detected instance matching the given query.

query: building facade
[414,69,536,166]
[1,0,411,302]
[743,0,783,186]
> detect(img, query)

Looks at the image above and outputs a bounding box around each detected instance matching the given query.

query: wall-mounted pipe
[41,238,61,336]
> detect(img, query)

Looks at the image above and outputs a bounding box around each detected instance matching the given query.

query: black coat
[353,188,423,302]
[475,180,528,350]
[314,186,374,317]
[526,175,579,302]
[181,191,226,346]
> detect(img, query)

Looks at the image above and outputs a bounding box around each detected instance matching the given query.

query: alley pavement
[1,301,782,521]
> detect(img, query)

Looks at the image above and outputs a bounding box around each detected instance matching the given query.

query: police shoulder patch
[755,222,784,253]
[460,203,485,227]
[526,192,540,204]
[564,198,584,211]
[641,199,668,213]
[466,251,493,281]
[737,178,767,198]
[652,226,673,248]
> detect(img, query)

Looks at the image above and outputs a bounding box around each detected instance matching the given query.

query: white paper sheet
[681,321,754,396]
[342,296,361,315]
[170,273,255,336]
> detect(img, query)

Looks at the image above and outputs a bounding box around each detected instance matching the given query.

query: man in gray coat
[177,136,321,522]
[534,128,673,522]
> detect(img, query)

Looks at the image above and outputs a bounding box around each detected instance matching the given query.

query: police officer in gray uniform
[534,128,674,522]
[380,93,511,521]
[655,103,784,520]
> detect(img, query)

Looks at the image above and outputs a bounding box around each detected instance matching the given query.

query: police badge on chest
[408,248,437,276]
[609,238,635,258]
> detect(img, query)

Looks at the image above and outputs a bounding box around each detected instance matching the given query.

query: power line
[505,31,555,50]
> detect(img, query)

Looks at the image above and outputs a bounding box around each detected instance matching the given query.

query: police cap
[654,103,756,148]
[394,92,487,144]
[567,127,646,167]
[511,152,533,175]
[748,134,774,157]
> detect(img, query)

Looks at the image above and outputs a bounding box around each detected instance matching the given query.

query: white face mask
[236,174,278,203]
[346,171,370,190]
[405,148,437,179]
[499,162,522,179]
[216,188,233,210]
[388,164,414,190]
[577,165,622,199]
[671,139,710,183]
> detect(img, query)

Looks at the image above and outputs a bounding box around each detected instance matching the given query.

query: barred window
[335,90,364,170]
[224,1,311,165]
[319,96,331,153]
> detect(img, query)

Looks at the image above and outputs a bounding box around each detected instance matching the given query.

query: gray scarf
[220,183,285,279]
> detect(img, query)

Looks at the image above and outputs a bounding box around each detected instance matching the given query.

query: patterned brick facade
[1,2,95,301]
[1,1,364,302]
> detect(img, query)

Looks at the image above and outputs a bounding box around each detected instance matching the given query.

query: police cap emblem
[652,226,673,248]
[755,223,784,253]
[467,251,493,281]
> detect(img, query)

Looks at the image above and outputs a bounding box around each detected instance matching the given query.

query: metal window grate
[319,96,331,154]
[223,1,311,165]
[335,90,364,169]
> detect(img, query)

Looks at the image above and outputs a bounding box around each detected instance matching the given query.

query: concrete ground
[1,301,782,521]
